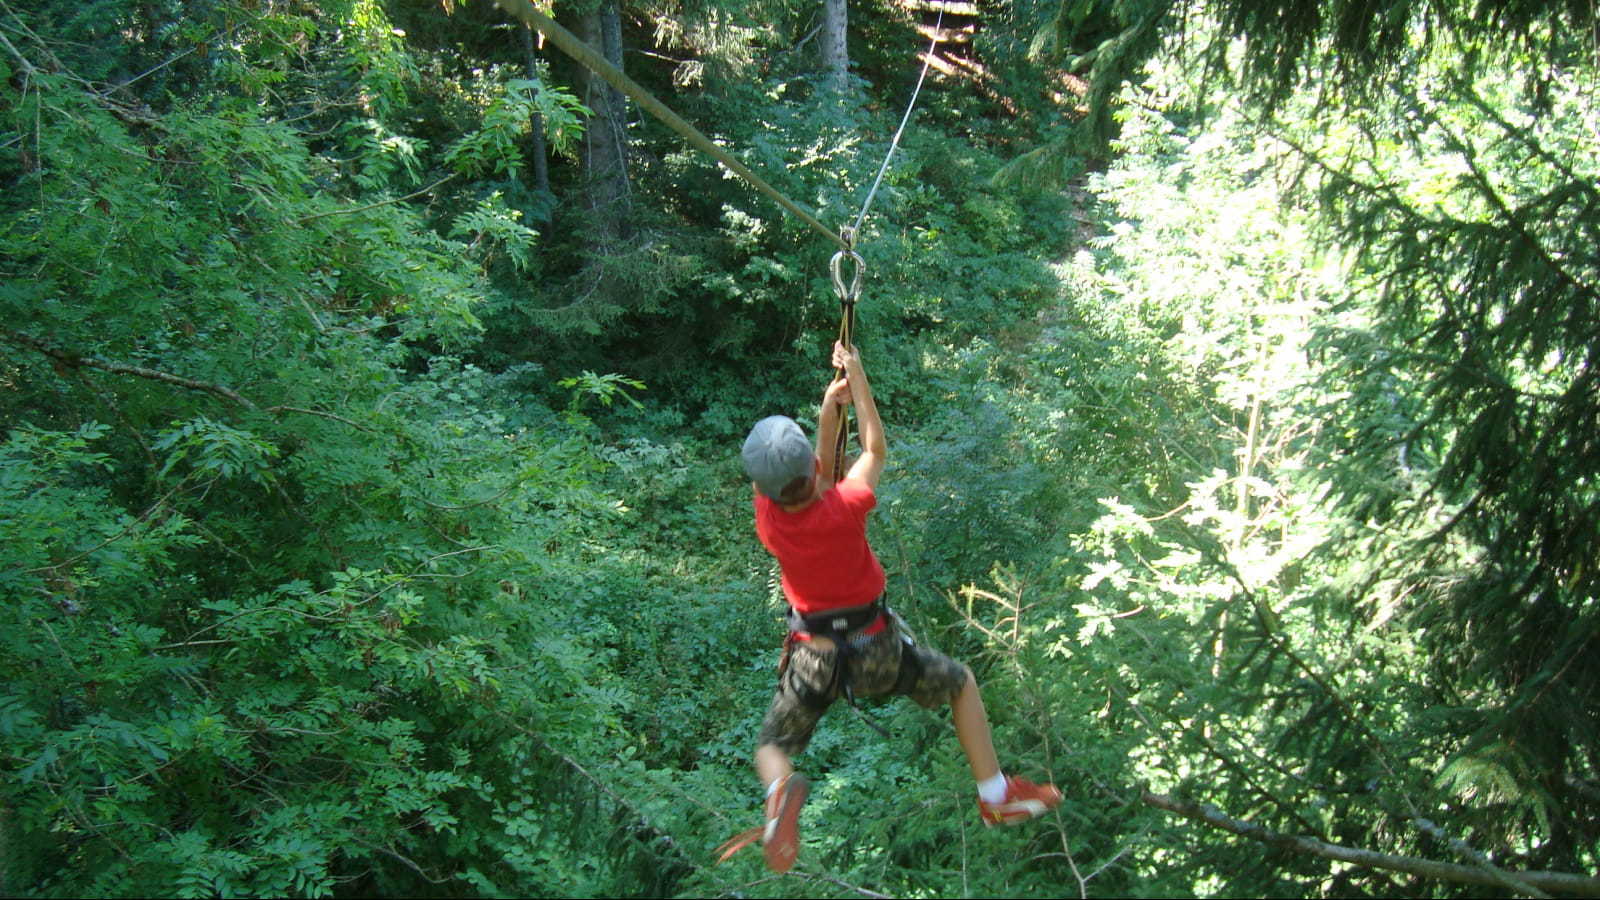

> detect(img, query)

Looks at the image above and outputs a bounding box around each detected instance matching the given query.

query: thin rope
[830,290,856,483]
[827,247,863,482]
[847,9,943,241]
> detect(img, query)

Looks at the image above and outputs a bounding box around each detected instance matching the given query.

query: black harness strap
[890,618,923,697]
[782,599,929,740]
[787,598,882,638]
[784,598,883,712]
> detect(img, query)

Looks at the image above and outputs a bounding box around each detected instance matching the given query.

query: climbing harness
[784,596,886,710]
[778,598,926,741]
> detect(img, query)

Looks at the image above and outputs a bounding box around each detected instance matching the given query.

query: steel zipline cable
[830,10,942,480]
[493,0,942,480]
[848,7,943,241]
[492,0,941,257]
[493,0,850,250]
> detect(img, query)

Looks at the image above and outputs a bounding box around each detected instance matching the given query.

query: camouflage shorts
[756,614,970,756]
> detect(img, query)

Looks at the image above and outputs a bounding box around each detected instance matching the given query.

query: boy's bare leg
[758,672,999,783]
[755,743,794,788]
[951,668,1002,782]
[955,667,1062,823]
[753,742,806,872]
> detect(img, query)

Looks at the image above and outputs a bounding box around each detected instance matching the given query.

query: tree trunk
[820,0,850,94]
[573,2,631,241]
[517,24,551,199]
[600,5,627,122]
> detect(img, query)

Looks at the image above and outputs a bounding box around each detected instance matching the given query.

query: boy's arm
[835,342,886,489]
[815,374,849,485]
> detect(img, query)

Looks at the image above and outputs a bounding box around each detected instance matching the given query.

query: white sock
[977,771,1009,805]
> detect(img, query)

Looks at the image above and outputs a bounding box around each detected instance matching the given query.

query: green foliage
[445,77,588,176]
[1003,9,1600,892]
[450,191,543,274]
[1275,40,1600,872]
[559,370,647,414]
[0,6,665,894]
[6,0,1598,897]
[1007,0,1599,185]
[994,0,1178,188]
[154,417,282,485]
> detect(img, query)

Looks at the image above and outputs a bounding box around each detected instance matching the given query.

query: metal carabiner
[830,248,865,305]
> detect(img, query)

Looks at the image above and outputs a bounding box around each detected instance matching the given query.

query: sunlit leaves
[445,76,589,176]
[450,191,541,274]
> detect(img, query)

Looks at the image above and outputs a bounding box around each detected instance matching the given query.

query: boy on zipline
[729,340,1061,873]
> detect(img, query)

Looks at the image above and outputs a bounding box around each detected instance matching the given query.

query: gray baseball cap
[741,415,814,500]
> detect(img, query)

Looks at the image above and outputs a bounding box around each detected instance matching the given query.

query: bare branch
[1141,790,1600,897]
[294,174,456,223]
[347,837,452,885]
[265,405,373,433]
[785,872,894,899]
[4,329,257,408]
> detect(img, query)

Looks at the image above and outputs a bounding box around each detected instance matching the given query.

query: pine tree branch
[1141,789,1600,897]
[1117,676,1323,836]
[1428,115,1599,311]
[1449,77,1600,214]
[1178,525,1556,893]
[1271,131,1432,233]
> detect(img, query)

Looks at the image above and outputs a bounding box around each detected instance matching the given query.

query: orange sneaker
[977,775,1062,826]
[763,774,808,872]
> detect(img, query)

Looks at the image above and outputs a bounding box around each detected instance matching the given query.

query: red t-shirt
[753,478,887,615]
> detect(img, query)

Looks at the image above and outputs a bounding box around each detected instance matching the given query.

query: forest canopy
[2,0,1596,897]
